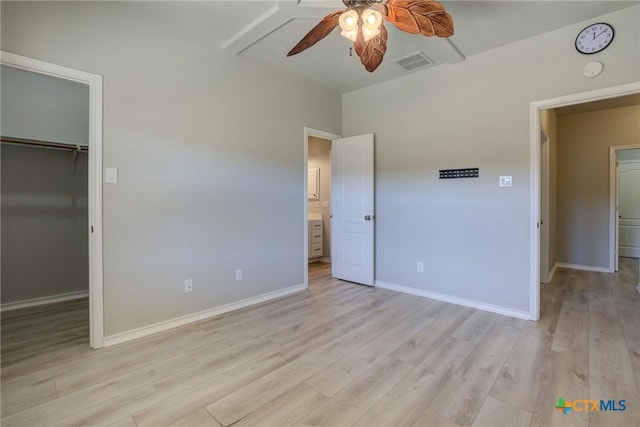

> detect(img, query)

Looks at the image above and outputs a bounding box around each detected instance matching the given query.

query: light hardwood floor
[1,260,639,426]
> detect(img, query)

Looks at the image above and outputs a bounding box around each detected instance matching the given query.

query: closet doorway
[1,52,104,348]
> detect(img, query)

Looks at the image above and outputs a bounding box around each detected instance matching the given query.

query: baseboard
[555,263,612,273]
[547,263,559,283]
[319,257,331,264]
[103,283,306,347]
[1,290,88,312]
[375,281,531,320]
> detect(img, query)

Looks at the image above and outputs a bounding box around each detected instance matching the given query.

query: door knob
[364,215,373,221]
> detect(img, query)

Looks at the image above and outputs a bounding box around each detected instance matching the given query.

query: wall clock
[575,23,614,54]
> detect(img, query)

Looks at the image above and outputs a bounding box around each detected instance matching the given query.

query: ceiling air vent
[393,51,434,72]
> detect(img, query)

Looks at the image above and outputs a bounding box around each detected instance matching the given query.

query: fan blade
[383,0,454,37]
[355,23,388,73]
[287,11,343,57]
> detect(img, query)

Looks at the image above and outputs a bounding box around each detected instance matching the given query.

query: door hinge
[91,225,94,233]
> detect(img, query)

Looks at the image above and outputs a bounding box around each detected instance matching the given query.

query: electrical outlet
[417,262,424,273]
[235,269,243,281]
[184,279,193,293]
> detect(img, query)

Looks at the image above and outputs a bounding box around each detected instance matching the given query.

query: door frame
[610,145,640,271]
[1,51,105,348]
[529,81,640,321]
[303,127,341,289]
[539,127,550,284]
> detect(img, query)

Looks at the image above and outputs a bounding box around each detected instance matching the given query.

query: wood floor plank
[206,297,427,426]
[53,329,209,396]
[2,261,638,427]
[0,378,57,418]
[2,353,199,426]
[529,351,589,427]
[489,321,553,412]
[106,415,138,427]
[589,291,637,394]
[304,302,437,397]
[551,300,589,360]
[232,383,326,427]
[451,310,499,343]
[564,270,590,304]
[390,305,474,367]
[168,408,221,427]
[471,396,532,427]
[588,277,640,427]
[410,410,459,427]
[294,356,414,427]
[617,304,640,394]
[428,317,524,426]
[353,337,476,427]
[131,308,357,426]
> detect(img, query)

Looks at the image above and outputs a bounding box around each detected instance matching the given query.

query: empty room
[1,1,639,426]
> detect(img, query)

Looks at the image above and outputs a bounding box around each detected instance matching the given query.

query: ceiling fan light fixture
[361,8,382,41]
[287,0,454,73]
[339,9,359,42]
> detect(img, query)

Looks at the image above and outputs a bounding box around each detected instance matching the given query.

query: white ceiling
[140,1,638,93]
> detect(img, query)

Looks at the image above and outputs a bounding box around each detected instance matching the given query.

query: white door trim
[610,146,640,271]
[303,127,341,289]
[529,81,640,321]
[540,127,550,284]
[1,51,105,348]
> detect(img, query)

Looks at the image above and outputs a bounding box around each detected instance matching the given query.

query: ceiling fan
[287,0,454,72]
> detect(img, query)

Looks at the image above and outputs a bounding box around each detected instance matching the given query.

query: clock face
[575,23,614,54]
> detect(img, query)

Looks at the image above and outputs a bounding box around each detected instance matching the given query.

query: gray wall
[342,6,640,312]
[1,65,89,145]
[308,136,332,259]
[1,145,89,303]
[1,1,341,336]
[557,104,640,268]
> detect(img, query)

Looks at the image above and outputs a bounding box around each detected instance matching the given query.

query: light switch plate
[499,176,513,187]
[105,167,118,184]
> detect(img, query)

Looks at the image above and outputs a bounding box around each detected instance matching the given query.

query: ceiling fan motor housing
[343,0,383,8]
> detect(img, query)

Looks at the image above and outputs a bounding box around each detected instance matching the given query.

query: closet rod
[1,136,89,152]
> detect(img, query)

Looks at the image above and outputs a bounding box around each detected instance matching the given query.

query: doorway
[530,82,640,320]
[610,146,640,271]
[304,128,340,288]
[1,52,104,348]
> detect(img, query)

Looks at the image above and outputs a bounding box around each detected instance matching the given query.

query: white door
[618,161,640,259]
[331,134,375,286]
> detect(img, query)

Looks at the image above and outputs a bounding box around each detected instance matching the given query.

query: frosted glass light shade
[339,9,359,42]
[361,9,382,41]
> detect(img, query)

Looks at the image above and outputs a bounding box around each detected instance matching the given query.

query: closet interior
[1,65,91,357]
